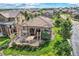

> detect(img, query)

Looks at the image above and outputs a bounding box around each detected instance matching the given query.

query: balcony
[0,21,15,25]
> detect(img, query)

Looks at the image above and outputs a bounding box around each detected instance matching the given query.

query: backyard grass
[0,36,10,46]
[3,35,62,56]
[3,40,54,56]
[52,27,61,33]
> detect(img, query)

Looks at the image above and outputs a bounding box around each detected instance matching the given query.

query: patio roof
[22,16,53,28]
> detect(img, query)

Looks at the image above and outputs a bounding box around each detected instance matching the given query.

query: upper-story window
[22,19,24,23]
[17,17,19,22]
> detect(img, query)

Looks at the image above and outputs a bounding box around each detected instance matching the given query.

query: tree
[20,11,32,21]
[54,18,62,27]
[54,11,61,18]
[59,18,72,39]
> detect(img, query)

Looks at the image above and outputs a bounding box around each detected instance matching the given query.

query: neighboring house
[42,10,54,18]
[0,10,24,37]
[0,10,53,47]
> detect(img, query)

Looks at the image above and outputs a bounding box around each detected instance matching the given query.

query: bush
[53,14,72,56]
[11,42,37,51]
[54,19,62,27]
[59,18,72,39]
[41,31,50,41]
[53,39,72,56]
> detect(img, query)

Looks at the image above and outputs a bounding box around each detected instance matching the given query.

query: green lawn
[52,27,61,33]
[3,40,55,56]
[0,36,10,46]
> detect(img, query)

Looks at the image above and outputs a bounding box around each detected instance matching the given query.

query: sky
[0,0,79,3]
[0,3,77,9]
[0,0,78,9]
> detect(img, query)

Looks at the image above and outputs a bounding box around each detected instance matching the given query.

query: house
[0,10,25,38]
[0,10,53,47]
[41,9,54,18]
[13,16,53,46]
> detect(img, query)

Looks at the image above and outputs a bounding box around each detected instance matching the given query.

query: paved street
[71,20,79,56]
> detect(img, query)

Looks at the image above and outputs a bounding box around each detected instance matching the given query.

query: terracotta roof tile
[22,16,53,28]
[0,10,20,18]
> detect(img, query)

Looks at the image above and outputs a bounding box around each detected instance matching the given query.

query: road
[71,20,79,56]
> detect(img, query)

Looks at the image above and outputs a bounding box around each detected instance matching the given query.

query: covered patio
[13,26,52,47]
[14,16,53,47]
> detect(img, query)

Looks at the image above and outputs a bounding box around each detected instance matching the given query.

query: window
[22,20,24,23]
[23,26,26,30]
[17,17,19,22]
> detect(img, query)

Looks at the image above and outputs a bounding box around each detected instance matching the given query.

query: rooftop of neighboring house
[0,10,20,18]
[22,16,53,28]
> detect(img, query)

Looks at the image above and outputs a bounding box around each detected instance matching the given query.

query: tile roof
[22,16,53,28]
[0,10,20,18]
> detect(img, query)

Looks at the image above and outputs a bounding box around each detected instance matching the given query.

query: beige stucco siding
[15,13,25,36]
[15,13,25,25]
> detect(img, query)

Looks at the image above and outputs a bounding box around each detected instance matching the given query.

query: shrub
[59,18,72,39]
[41,31,50,41]
[53,39,72,56]
[54,19,62,27]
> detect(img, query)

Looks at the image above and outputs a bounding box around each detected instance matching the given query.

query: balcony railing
[0,21,15,25]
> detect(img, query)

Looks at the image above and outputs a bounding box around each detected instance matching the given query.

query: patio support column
[34,28,36,35]
[11,26,14,34]
[16,25,19,36]
[6,26,9,36]
[8,28,10,36]
[0,26,2,33]
[40,29,41,40]
[27,27,30,36]
[27,26,29,36]
[37,32,38,40]
[9,26,11,35]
